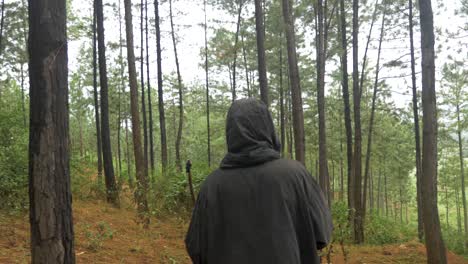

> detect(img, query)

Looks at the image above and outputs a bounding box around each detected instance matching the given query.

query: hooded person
[185,98,332,264]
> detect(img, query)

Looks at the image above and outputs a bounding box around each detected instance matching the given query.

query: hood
[220,98,281,168]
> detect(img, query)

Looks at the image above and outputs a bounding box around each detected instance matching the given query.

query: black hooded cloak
[185,99,332,264]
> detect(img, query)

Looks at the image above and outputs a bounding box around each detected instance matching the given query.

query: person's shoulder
[267,158,308,173]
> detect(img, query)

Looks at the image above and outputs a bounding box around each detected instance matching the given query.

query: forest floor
[0,195,467,264]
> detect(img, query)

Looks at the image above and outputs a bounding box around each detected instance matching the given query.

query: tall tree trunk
[204,0,211,167]
[363,3,386,223]
[28,0,75,261]
[409,0,424,242]
[124,0,149,226]
[456,102,467,250]
[419,0,447,261]
[140,0,149,174]
[279,32,285,157]
[231,0,244,102]
[316,0,330,206]
[154,0,168,176]
[96,0,119,206]
[339,0,354,218]
[169,0,184,172]
[384,171,388,217]
[281,0,305,164]
[145,0,155,174]
[92,4,103,185]
[352,0,364,244]
[255,0,269,105]
[241,28,251,98]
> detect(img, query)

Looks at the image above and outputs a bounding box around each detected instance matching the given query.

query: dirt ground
[0,199,466,264]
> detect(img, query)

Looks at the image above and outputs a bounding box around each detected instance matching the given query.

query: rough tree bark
[96,0,119,205]
[124,0,149,226]
[419,0,447,262]
[409,0,424,242]
[169,0,184,172]
[255,0,269,106]
[154,0,168,176]
[28,0,75,261]
[281,0,305,164]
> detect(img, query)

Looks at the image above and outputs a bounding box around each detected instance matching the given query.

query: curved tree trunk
[124,0,149,226]
[28,0,75,261]
[419,0,447,261]
[363,2,386,225]
[96,0,119,206]
[169,0,184,172]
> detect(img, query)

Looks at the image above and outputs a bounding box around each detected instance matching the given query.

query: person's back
[185,99,332,264]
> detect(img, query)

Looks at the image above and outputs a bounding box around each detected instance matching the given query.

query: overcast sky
[67,0,467,109]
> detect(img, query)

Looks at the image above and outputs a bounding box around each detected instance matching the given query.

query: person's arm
[185,192,206,264]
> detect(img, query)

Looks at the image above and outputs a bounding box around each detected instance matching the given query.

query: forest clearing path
[0,197,466,263]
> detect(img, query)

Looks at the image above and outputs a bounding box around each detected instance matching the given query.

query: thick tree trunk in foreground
[124,0,149,226]
[96,0,119,206]
[154,0,168,176]
[28,0,75,262]
[352,0,364,244]
[169,0,184,172]
[409,0,424,242]
[281,0,305,164]
[419,0,447,262]
[255,0,269,106]
[92,4,103,185]
[339,0,354,218]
